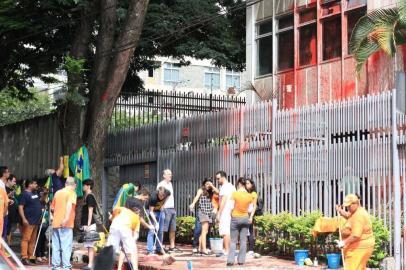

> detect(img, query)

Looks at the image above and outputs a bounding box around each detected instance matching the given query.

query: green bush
[176,216,195,244]
[368,218,390,268]
[175,213,390,267]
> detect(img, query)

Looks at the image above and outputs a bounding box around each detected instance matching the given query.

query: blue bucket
[326,253,342,269]
[294,250,309,266]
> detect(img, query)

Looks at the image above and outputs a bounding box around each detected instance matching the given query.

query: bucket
[209,238,224,254]
[326,253,342,269]
[294,250,309,266]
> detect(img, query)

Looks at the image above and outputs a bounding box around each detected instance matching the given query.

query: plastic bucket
[209,238,224,254]
[294,250,309,266]
[326,253,342,269]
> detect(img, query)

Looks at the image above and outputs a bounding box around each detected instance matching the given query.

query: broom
[142,207,176,265]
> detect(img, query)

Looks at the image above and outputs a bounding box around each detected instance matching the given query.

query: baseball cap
[343,194,359,207]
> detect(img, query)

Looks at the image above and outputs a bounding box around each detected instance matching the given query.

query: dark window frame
[256,19,274,77]
[276,14,294,72]
[321,15,342,62]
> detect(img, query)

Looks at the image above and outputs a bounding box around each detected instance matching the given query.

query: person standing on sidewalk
[5,174,18,245]
[146,187,170,255]
[18,179,42,265]
[81,179,97,270]
[215,170,235,256]
[245,178,259,257]
[0,167,9,249]
[189,178,218,255]
[51,177,77,270]
[157,169,181,253]
[227,177,255,266]
[46,156,65,194]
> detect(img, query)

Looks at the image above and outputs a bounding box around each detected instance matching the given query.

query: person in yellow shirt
[50,177,77,270]
[107,197,153,270]
[336,194,375,270]
[227,177,255,266]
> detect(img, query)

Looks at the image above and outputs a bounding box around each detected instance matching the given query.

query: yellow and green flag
[69,145,91,197]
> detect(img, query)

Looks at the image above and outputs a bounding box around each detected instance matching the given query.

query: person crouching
[107,197,153,270]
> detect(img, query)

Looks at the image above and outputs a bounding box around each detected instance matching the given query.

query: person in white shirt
[156,169,181,253]
[215,170,235,256]
[0,166,11,190]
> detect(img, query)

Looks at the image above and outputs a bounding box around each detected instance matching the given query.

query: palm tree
[350,0,406,73]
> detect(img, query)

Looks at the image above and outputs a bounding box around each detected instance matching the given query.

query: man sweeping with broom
[313,194,375,270]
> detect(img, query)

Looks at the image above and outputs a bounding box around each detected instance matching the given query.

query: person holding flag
[69,146,91,197]
[112,183,136,210]
[45,156,65,200]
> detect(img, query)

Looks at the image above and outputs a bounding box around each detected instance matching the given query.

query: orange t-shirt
[0,188,9,217]
[342,207,375,249]
[231,191,254,218]
[51,187,77,228]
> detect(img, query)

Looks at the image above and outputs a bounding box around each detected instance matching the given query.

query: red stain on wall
[343,81,356,98]
[401,44,406,71]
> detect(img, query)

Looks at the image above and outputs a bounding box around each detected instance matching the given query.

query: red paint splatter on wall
[401,45,406,71]
[343,81,355,98]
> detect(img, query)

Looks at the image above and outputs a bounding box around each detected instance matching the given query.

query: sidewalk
[137,243,326,270]
[24,242,331,270]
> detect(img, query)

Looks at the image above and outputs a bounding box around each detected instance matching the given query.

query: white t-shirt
[219,182,236,212]
[0,180,5,190]
[157,180,174,209]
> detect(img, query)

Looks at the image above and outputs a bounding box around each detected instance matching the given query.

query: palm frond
[398,0,406,26]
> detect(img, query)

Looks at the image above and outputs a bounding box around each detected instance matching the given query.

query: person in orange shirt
[50,177,77,270]
[107,197,153,270]
[226,177,255,266]
[0,168,9,250]
[336,194,375,270]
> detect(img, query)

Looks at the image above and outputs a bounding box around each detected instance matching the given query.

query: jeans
[21,224,38,259]
[52,228,73,270]
[147,211,164,253]
[227,217,249,265]
[192,216,211,249]
[248,223,254,252]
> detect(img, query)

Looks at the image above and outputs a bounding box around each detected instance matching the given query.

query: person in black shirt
[5,174,18,245]
[19,179,42,265]
[146,187,170,255]
[45,156,64,195]
[81,179,97,270]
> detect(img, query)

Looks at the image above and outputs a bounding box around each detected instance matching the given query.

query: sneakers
[21,259,33,266]
[247,251,254,257]
[168,247,182,253]
[192,248,198,253]
[155,250,164,256]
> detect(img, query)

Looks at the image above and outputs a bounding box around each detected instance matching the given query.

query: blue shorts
[163,208,176,232]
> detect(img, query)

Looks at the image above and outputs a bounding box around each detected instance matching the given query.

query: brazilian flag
[69,146,91,197]
[112,183,135,209]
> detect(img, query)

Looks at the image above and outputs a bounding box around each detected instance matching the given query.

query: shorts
[163,208,176,232]
[219,210,232,236]
[107,227,136,254]
[84,224,97,248]
[198,210,212,223]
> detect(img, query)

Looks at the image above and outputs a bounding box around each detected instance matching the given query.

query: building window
[204,67,220,89]
[322,17,342,61]
[163,63,180,85]
[256,20,273,76]
[277,15,294,71]
[299,25,317,66]
[347,0,367,9]
[347,7,366,54]
[148,67,154,78]
[226,70,241,90]
[299,8,317,66]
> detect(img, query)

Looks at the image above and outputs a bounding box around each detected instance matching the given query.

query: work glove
[155,223,160,232]
[335,240,345,249]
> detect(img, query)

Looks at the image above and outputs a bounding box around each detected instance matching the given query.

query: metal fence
[106,90,406,266]
[110,90,245,130]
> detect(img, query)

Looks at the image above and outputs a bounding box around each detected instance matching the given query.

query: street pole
[271,98,277,215]
[391,88,401,270]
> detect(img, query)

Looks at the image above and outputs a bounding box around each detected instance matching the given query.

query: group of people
[0,158,377,270]
[189,171,260,266]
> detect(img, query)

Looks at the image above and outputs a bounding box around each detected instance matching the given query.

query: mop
[32,209,47,259]
[338,222,346,270]
[142,207,175,265]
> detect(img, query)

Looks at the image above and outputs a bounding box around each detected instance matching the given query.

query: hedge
[176,211,390,268]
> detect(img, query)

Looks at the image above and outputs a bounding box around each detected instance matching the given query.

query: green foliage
[110,110,162,131]
[350,0,406,72]
[0,88,53,126]
[175,216,195,244]
[368,218,390,268]
[1,0,245,96]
